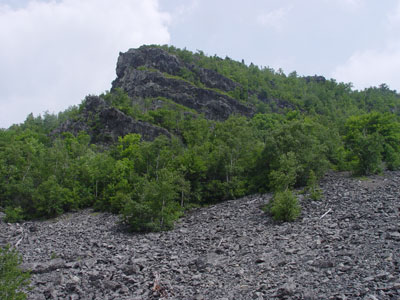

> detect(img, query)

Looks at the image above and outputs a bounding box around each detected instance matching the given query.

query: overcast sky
[1,0,400,128]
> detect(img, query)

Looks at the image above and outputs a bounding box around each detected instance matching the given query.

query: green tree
[306,170,323,201]
[32,175,74,218]
[0,132,46,214]
[122,169,183,232]
[251,117,329,192]
[0,246,30,300]
[268,152,301,192]
[344,112,400,175]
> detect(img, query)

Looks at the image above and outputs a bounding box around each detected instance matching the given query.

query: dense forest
[1,45,400,233]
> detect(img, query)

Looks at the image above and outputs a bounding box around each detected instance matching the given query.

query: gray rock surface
[112,47,253,121]
[1,171,400,299]
[114,47,240,93]
[54,95,170,144]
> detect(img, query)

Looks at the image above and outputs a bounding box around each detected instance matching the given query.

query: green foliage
[268,152,301,192]
[350,132,384,175]
[269,190,301,222]
[306,170,323,201]
[250,113,284,143]
[4,206,24,223]
[3,45,400,232]
[251,116,330,192]
[0,245,30,300]
[33,175,74,218]
[122,169,183,232]
[344,112,400,175]
[150,45,400,118]
[309,188,323,201]
[103,88,134,116]
[204,116,260,201]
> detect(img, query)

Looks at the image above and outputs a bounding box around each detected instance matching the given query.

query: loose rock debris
[1,171,400,299]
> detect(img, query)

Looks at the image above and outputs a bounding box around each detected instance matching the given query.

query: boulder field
[1,171,400,299]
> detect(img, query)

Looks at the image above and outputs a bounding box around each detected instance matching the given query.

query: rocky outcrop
[114,68,252,120]
[53,47,256,143]
[54,95,170,143]
[3,171,400,299]
[304,75,326,84]
[115,47,240,93]
[112,47,253,120]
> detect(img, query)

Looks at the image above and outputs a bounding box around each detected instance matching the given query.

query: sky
[1,0,400,128]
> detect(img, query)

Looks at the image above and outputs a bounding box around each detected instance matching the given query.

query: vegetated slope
[55,46,256,144]
[1,171,399,299]
[138,45,400,118]
[2,45,400,299]
[53,95,170,144]
[1,44,400,232]
[55,45,400,144]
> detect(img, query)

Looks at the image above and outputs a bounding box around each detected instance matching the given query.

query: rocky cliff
[54,95,170,143]
[55,47,257,143]
[114,47,240,94]
[111,47,254,120]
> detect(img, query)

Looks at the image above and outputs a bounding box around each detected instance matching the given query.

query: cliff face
[55,47,255,143]
[114,47,240,93]
[54,96,170,143]
[112,47,254,120]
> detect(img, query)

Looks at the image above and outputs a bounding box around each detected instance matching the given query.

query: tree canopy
[1,45,400,230]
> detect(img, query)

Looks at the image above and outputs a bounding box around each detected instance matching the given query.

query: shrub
[309,187,323,201]
[0,245,30,300]
[344,112,400,175]
[121,169,183,232]
[4,206,24,223]
[268,152,301,192]
[252,117,330,192]
[349,132,384,175]
[306,170,323,201]
[269,190,301,222]
[32,175,74,218]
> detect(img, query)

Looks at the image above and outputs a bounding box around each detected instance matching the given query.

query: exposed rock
[115,68,253,121]
[115,47,240,93]
[54,47,254,143]
[53,95,170,143]
[112,47,253,120]
[2,171,400,299]
[21,258,65,274]
[304,75,327,84]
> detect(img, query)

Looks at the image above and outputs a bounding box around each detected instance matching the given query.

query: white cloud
[341,0,363,7]
[331,43,400,91]
[387,0,400,29]
[331,1,400,91]
[173,0,199,24]
[328,0,364,10]
[0,0,170,128]
[256,6,292,32]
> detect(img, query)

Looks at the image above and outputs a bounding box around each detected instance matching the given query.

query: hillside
[54,45,400,144]
[2,171,400,299]
[1,44,400,229]
[2,44,400,299]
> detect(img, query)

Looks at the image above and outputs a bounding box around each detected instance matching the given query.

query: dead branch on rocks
[320,208,332,219]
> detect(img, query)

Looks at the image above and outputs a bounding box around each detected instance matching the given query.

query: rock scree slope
[1,171,400,299]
